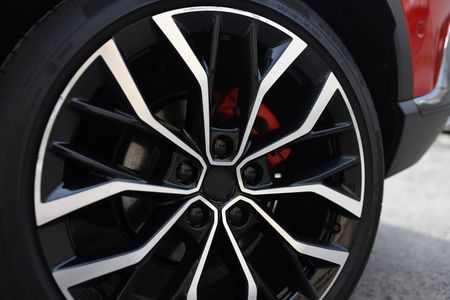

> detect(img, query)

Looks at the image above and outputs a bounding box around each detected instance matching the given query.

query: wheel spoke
[247,265,278,300]
[300,122,353,142]
[235,196,349,266]
[95,39,206,181]
[208,14,222,91]
[183,200,218,299]
[222,200,258,300]
[235,72,365,217]
[245,21,259,83]
[115,267,144,300]
[152,12,212,165]
[159,255,200,299]
[52,196,210,300]
[36,180,197,226]
[67,97,152,133]
[35,39,208,225]
[278,236,319,300]
[153,200,218,300]
[233,34,307,165]
[239,20,260,115]
[238,72,340,169]
[52,142,145,182]
[154,9,307,166]
[290,155,360,185]
[241,183,362,217]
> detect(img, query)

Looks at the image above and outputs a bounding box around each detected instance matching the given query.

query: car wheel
[0,0,384,299]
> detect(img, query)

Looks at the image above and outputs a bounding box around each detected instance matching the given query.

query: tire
[0,1,384,299]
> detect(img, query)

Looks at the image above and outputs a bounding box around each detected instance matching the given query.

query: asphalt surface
[351,134,450,300]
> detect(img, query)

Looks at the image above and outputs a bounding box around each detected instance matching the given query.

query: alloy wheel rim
[34,6,365,300]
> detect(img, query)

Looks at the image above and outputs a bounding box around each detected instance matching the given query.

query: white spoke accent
[222,199,258,300]
[99,40,155,130]
[237,72,365,218]
[237,72,340,170]
[186,201,219,300]
[153,7,307,166]
[34,39,207,226]
[36,180,197,226]
[234,38,307,166]
[98,40,206,177]
[53,196,212,300]
[240,183,362,218]
[234,196,349,300]
[236,196,349,266]
[153,11,212,166]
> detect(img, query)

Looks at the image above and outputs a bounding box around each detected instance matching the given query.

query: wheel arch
[301,0,413,177]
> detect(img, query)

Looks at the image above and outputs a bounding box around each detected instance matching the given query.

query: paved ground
[351,134,450,299]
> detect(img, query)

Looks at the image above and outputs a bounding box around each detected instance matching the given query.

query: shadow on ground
[351,224,450,299]
[352,134,450,300]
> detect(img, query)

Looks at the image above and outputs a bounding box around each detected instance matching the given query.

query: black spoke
[240,21,261,123]
[247,122,354,159]
[248,265,278,300]
[291,155,360,185]
[115,266,144,300]
[52,142,145,182]
[68,97,152,134]
[158,253,200,299]
[208,14,222,92]
[278,236,319,300]
[302,122,354,142]
[244,21,261,90]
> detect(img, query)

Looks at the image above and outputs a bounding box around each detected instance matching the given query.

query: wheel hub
[203,167,236,203]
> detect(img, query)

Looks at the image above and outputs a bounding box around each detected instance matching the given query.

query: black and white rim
[34,6,365,300]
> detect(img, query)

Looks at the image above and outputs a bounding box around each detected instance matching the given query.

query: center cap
[203,167,236,202]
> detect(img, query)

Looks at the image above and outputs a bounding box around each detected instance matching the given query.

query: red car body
[401,0,449,97]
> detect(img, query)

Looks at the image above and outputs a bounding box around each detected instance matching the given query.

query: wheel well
[301,0,408,174]
[0,0,405,175]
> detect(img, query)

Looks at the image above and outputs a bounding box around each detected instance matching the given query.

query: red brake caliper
[213,87,239,120]
[213,87,291,167]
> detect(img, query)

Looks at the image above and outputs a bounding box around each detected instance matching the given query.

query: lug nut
[187,207,204,227]
[213,136,232,159]
[326,222,341,234]
[176,162,194,184]
[228,206,248,227]
[243,164,261,186]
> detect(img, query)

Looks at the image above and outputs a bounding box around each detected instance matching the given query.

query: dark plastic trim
[386,0,414,101]
[386,99,450,177]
